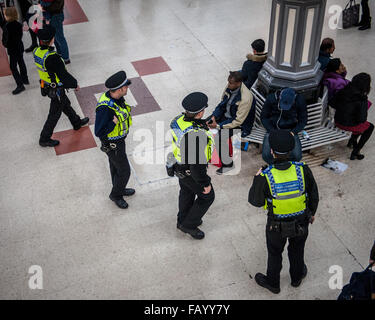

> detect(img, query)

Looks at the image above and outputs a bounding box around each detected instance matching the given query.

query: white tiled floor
[0,0,374,299]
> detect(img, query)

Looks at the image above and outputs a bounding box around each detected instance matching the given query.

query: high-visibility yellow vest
[96,93,132,140]
[33,47,62,85]
[261,162,307,218]
[170,114,214,164]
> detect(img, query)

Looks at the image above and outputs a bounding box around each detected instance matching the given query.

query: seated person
[318,38,335,71]
[241,39,268,90]
[323,58,350,102]
[330,73,374,160]
[207,71,254,174]
[261,88,307,165]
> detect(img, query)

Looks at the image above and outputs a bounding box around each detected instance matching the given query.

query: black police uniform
[36,26,88,147]
[248,130,319,292]
[94,71,134,209]
[173,93,215,240]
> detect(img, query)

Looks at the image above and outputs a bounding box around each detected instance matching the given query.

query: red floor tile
[64,0,89,25]
[132,56,171,76]
[0,29,11,77]
[52,126,97,156]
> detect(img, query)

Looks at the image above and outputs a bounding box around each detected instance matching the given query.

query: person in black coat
[241,39,268,90]
[330,73,374,160]
[1,7,29,94]
[354,0,371,30]
[260,88,308,165]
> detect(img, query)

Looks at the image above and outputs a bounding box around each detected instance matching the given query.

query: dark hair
[320,38,335,52]
[351,73,371,95]
[228,71,243,83]
[251,39,265,53]
[326,58,341,73]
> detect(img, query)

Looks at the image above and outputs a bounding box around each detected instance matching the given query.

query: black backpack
[338,263,375,300]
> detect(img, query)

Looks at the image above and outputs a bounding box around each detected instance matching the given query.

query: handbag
[343,0,360,29]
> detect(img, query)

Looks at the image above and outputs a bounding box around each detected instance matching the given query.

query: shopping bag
[342,0,360,29]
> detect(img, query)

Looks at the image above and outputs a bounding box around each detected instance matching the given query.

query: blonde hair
[4,7,19,22]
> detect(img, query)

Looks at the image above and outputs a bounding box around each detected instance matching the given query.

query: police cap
[105,71,132,90]
[37,25,56,42]
[269,130,295,154]
[182,92,208,114]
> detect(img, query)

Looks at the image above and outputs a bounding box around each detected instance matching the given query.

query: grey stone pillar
[257,0,327,103]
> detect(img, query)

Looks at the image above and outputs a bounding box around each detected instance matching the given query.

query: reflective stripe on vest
[262,162,307,218]
[33,47,62,85]
[96,93,132,140]
[170,114,214,164]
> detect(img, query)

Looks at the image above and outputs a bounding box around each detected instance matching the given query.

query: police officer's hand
[255,168,263,176]
[370,242,375,265]
[203,185,212,195]
[309,216,315,224]
[113,116,119,124]
[75,86,80,92]
[207,117,217,129]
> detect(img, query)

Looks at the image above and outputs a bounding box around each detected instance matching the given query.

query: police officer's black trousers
[106,139,131,199]
[40,90,81,142]
[266,222,309,288]
[178,177,215,229]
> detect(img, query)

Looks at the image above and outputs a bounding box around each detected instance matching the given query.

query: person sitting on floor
[330,73,374,161]
[322,58,350,102]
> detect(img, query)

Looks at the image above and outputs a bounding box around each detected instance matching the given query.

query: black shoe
[359,18,371,30]
[350,152,365,160]
[12,86,25,95]
[291,265,308,287]
[23,79,30,85]
[109,195,129,209]
[25,44,38,53]
[123,188,135,197]
[39,139,60,147]
[216,163,234,175]
[64,59,71,65]
[177,224,205,240]
[73,117,90,130]
[254,273,280,294]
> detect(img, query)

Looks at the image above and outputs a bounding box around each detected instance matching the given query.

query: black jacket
[42,45,78,88]
[330,83,369,127]
[248,160,319,218]
[41,0,65,15]
[261,90,308,134]
[241,53,267,90]
[177,116,212,191]
[1,20,24,55]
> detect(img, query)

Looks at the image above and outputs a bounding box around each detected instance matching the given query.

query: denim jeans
[49,13,70,60]
[262,133,302,165]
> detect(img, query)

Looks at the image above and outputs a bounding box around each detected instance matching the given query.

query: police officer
[248,130,319,294]
[170,92,215,240]
[34,25,89,147]
[94,71,135,209]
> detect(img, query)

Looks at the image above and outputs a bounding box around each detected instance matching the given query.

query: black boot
[39,139,60,147]
[12,86,25,95]
[359,17,371,30]
[354,15,366,26]
[350,149,365,160]
[73,117,90,130]
[177,224,205,240]
[109,195,129,209]
[254,273,280,294]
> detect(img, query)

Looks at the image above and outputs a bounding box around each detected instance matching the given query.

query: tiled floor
[0,0,375,300]
[64,0,89,25]
[52,126,97,156]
